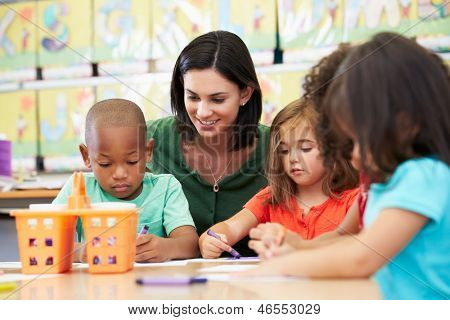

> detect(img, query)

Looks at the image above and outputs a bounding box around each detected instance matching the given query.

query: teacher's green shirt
[147,116,269,256]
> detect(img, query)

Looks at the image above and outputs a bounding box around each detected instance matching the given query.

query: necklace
[200,148,233,192]
[295,196,312,208]
[296,196,313,217]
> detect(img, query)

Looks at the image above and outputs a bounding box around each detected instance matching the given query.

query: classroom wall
[0,0,448,173]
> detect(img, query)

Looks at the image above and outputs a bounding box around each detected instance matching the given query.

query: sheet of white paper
[187,257,260,263]
[198,264,256,273]
[71,260,188,269]
[0,273,61,283]
[204,273,294,282]
[134,260,188,267]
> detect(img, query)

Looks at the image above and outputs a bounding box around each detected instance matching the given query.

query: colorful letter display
[0,1,38,81]
[93,0,152,62]
[258,69,306,125]
[95,76,172,121]
[38,87,94,171]
[0,90,37,171]
[37,0,92,68]
[278,0,449,50]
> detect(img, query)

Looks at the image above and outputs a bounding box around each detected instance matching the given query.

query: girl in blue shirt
[246,32,449,299]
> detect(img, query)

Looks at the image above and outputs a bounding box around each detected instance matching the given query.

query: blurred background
[0,0,449,174]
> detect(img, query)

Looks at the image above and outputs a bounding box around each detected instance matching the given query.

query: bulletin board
[0,1,37,79]
[212,0,277,51]
[95,78,172,122]
[93,0,152,63]
[38,86,95,171]
[342,0,450,44]
[257,69,307,125]
[37,0,92,67]
[278,0,450,50]
[151,0,215,60]
[0,90,37,171]
[278,0,344,49]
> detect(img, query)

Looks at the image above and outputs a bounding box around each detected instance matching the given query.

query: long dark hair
[170,30,262,151]
[323,32,450,181]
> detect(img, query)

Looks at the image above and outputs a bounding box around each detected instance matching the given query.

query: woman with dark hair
[146,31,269,256]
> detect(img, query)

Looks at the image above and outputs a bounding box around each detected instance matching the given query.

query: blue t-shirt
[53,172,195,242]
[364,157,450,299]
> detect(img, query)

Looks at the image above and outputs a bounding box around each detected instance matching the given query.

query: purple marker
[136,277,207,286]
[138,225,149,236]
[207,229,241,259]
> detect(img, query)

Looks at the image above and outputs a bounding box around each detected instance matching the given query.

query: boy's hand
[135,234,170,262]
[199,231,232,259]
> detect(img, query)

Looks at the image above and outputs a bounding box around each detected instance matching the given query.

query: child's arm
[246,208,428,277]
[166,226,199,259]
[199,208,259,258]
[249,200,362,258]
[134,175,200,262]
[135,226,199,262]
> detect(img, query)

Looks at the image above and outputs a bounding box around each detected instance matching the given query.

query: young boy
[53,98,199,262]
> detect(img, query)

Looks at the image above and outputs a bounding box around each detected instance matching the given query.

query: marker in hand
[207,229,241,259]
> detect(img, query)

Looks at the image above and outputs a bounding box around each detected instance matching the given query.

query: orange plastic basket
[69,172,138,274]
[10,204,77,274]
[78,202,137,274]
[11,172,137,274]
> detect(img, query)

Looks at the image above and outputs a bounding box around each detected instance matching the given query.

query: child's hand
[249,223,298,259]
[249,223,286,246]
[248,239,295,260]
[135,234,170,262]
[199,231,232,258]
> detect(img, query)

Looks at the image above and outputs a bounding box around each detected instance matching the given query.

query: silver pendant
[213,183,219,192]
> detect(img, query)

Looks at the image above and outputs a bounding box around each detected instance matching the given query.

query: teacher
[146,31,269,256]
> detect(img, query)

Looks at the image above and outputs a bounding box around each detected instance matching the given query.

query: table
[0,189,59,214]
[0,261,380,299]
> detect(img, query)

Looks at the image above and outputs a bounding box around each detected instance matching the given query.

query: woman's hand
[199,231,232,259]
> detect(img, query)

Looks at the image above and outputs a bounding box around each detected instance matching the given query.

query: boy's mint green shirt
[52,172,195,242]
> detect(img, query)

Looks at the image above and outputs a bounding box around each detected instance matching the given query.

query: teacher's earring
[240,102,246,107]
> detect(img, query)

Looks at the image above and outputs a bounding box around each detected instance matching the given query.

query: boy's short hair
[85,99,146,146]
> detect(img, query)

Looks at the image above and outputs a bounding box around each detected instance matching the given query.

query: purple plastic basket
[0,140,12,177]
